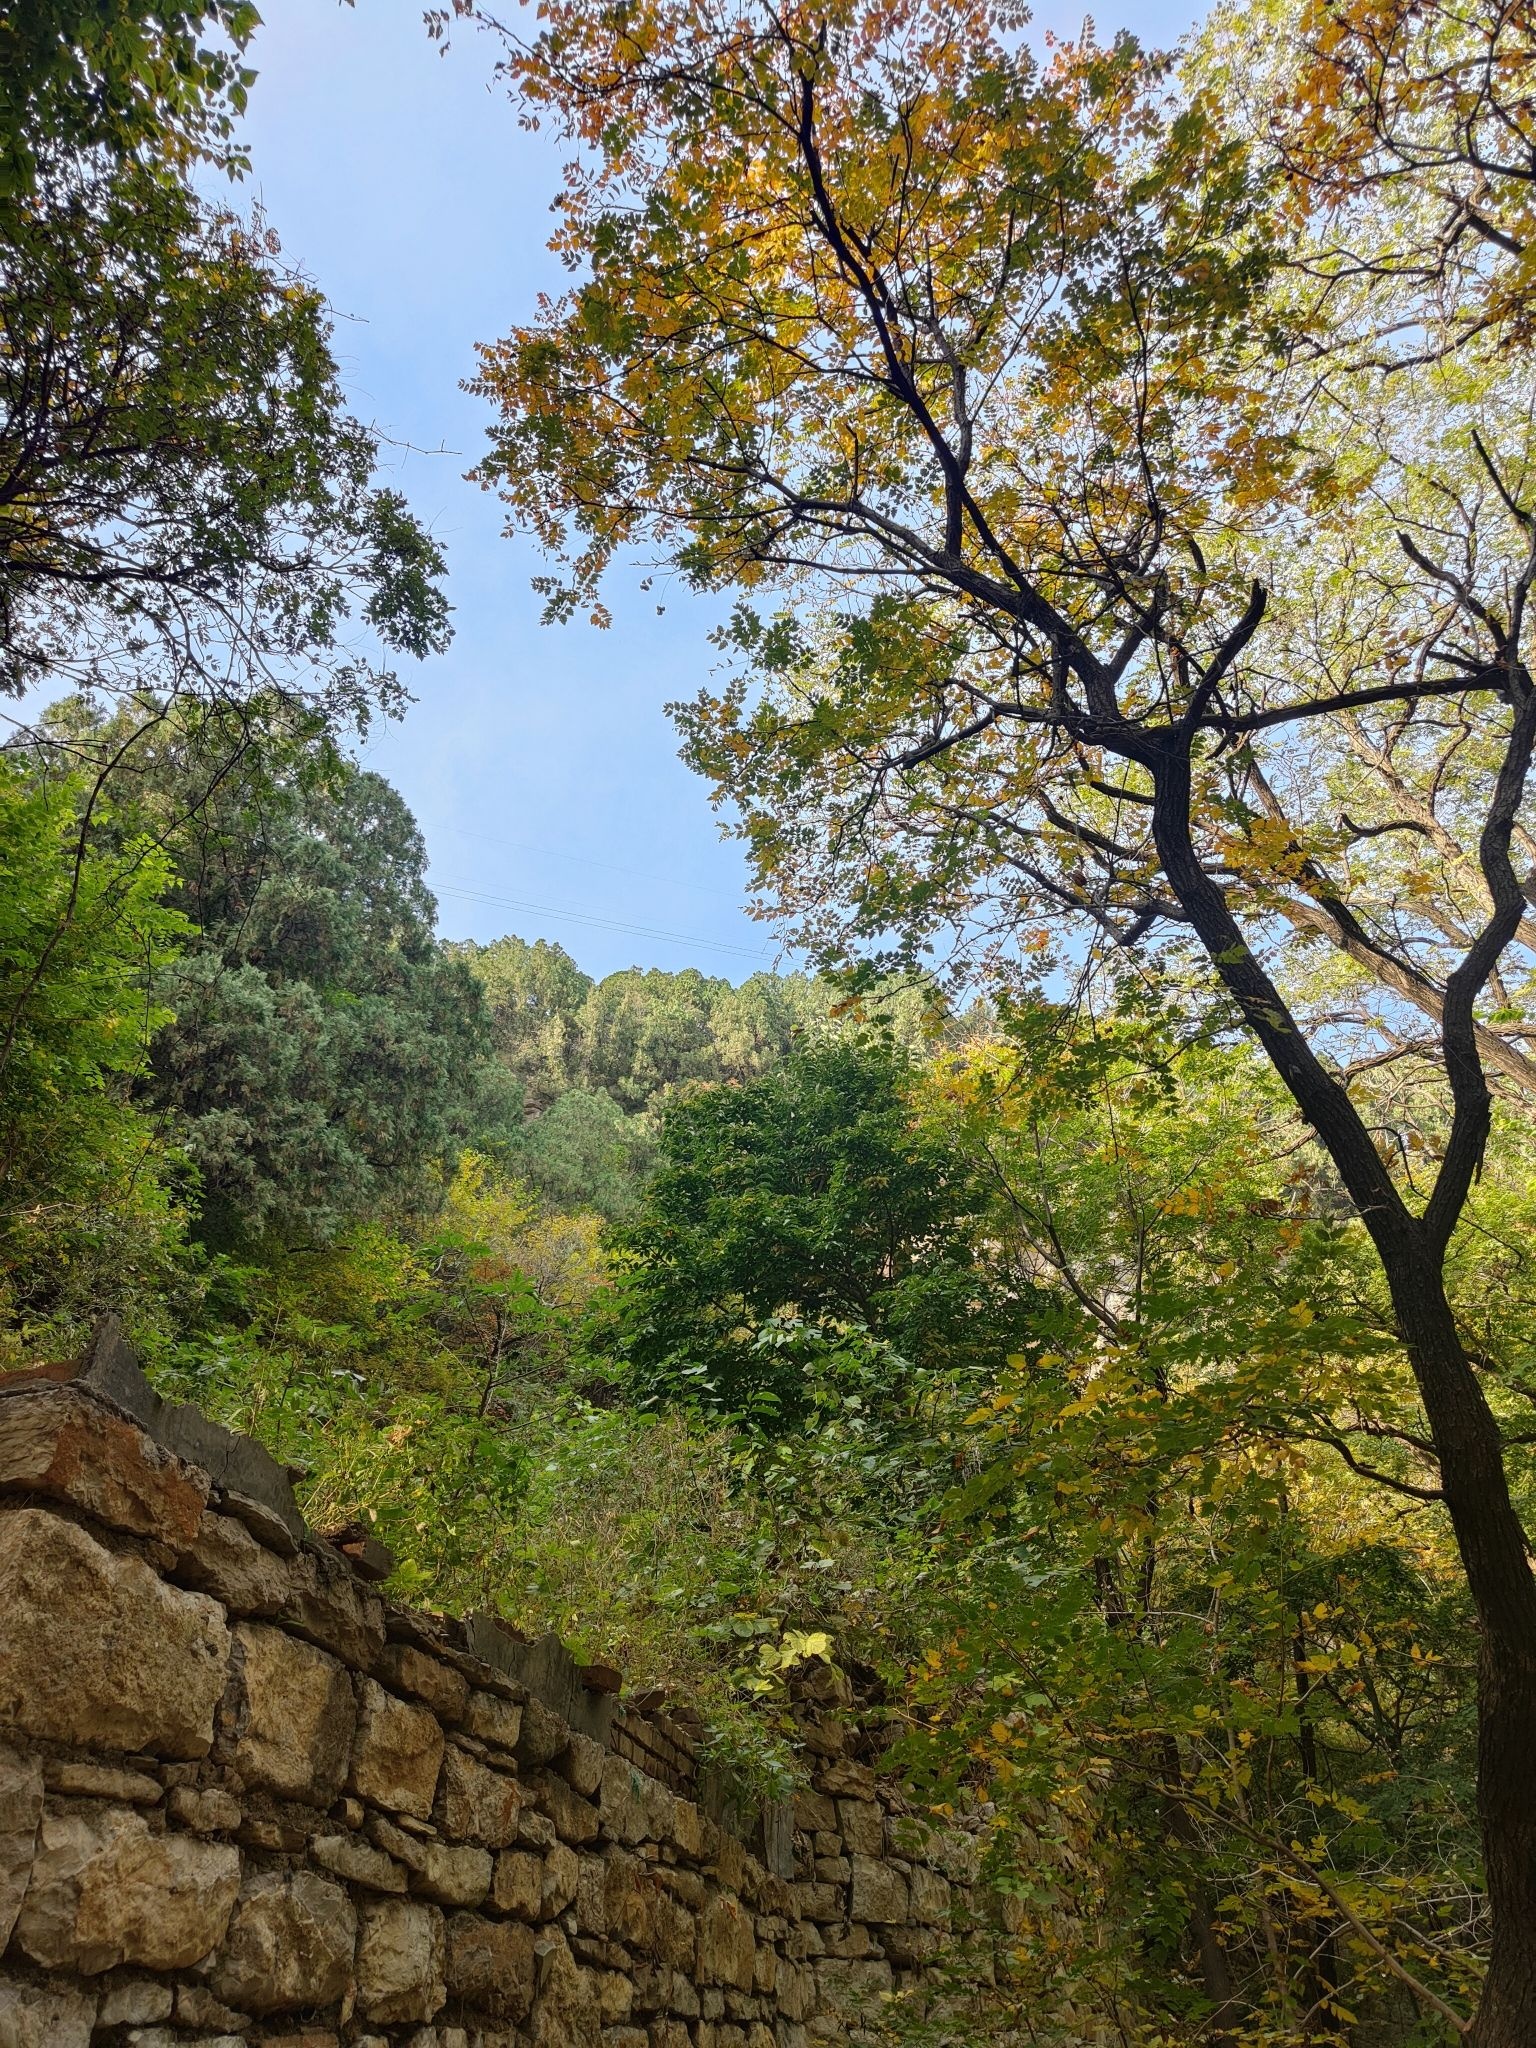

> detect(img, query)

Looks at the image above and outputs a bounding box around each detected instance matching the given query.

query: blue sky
[231,0,1200,980]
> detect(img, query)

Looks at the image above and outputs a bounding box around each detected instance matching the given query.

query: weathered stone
[559,1733,605,1799]
[279,1545,386,1669]
[174,1510,290,1616]
[529,1765,599,1847]
[438,1746,521,1847]
[97,1976,175,2026]
[792,1793,837,1837]
[906,1864,951,1926]
[531,1931,601,2048]
[42,1760,160,1803]
[377,1644,469,1723]
[462,1688,522,1754]
[367,1813,492,1906]
[491,1847,544,1919]
[0,1386,208,1545]
[0,1746,43,1949]
[813,1759,876,1801]
[208,1870,356,2015]
[0,1509,228,1758]
[351,1678,444,1820]
[814,1957,892,2008]
[836,1802,883,1857]
[515,1696,570,1769]
[13,1804,239,1972]
[697,1896,756,1992]
[848,1856,907,1926]
[0,1977,96,2048]
[356,1898,446,2024]
[175,1983,251,2031]
[312,1831,407,1893]
[167,1785,242,1834]
[546,1840,582,1918]
[446,1911,538,2022]
[232,1622,354,1804]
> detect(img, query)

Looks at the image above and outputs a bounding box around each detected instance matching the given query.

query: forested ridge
[7,0,1536,2038]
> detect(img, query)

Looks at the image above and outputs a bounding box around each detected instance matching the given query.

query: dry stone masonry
[0,1325,1003,2048]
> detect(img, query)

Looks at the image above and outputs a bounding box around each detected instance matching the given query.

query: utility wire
[431,880,780,964]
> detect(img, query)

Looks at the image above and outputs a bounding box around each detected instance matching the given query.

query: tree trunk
[1380,1256,1536,2047]
[1140,733,1536,2041]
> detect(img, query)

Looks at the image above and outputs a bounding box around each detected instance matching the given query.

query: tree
[1,158,449,711]
[464,0,1536,2031]
[0,752,190,1345]
[38,700,502,1245]
[0,0,257,207]
[619,1036,1037,1416]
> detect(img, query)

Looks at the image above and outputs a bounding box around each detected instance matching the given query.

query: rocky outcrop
[0,1354,1002,2046]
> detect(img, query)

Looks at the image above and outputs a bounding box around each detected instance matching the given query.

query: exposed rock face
[11,1806,238,1973]
[0,1375,1000,2045]
[0,1510,228,1759]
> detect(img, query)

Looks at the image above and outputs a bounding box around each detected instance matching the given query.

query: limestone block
[490,1847,544,1920]
[351,1678,444,1820]
[232,1622,355,1804]
[356,1898,446,2024]
[42,1761,160,1803]
[543,1840,580,1918]
[880,1921,940,1968]
[175,1983,251,2031]
[96,1976,174,2025]
[652,1894,697,1972]
[602,1853,654,1950]
[559,1732,605,1799]
[208,1869,356,2015]
[438,1745,521,1847]
[775,1961,816,2022]
[793,1792,837,1836]
[167,1785,242,1834]
[515,1696,570,1768]
[697,1895,755,1991]
[530,1931,600,2048]
[596,1968,633,2023]
[0,1387,208,1545]
[836,1801,883,1857]
[377,1643,469,1723]
[462,1689,522,1754]
[0,1747,43,1949]
[174,1509,290,1616]
[0,1509,229,1758]
[279,1544,386,1669]
[528,1765,598,1846]
[814,1956,892,2009]
[13,1804,239,1972]
[0,1976,96,2048]
[667,1797,704,1860]
[848,1856,908,1926]
[813,1758,875,1801]
[367,1814,492,1906]
[907,1863,951,1926]
[312,1830,408,1892]
[445,1910,537,2023]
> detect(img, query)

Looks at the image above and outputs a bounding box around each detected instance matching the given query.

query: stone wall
[0,1338,1000,2048]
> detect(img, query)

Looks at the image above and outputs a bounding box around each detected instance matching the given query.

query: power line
[435,822,745,903]
[431,880,780,964]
